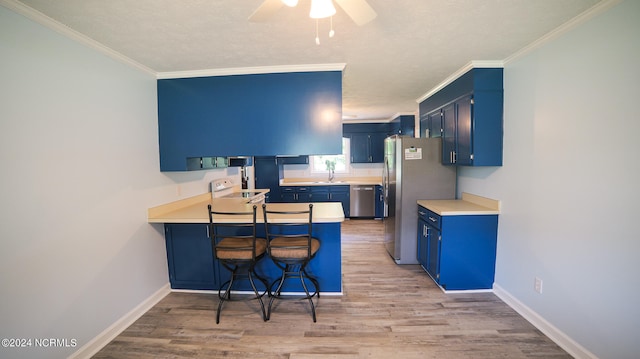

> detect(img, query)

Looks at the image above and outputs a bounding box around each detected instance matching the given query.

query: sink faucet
[328,168,335,182]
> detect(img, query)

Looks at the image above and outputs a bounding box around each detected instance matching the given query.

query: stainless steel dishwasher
[350,185,376,217]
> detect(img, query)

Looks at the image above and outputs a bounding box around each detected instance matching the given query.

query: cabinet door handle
[418,211,426,216]
[428,216,437,223]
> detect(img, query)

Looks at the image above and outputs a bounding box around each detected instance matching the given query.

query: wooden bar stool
[208,204,269,323]
[262,203,321,322]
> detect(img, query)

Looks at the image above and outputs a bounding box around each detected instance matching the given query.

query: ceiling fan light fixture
[281,0,298,7]
[310,0,336,19]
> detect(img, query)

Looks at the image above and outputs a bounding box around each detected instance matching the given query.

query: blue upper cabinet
[419,68,503,166]
[343,123,394,164]
[390,115,415,137]
[158,71,343,171]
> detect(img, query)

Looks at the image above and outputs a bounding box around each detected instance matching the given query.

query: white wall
[457,1,640,358]
[0,6,236,358]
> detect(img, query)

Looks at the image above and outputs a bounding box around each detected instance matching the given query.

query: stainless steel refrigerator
[383,136,456,264]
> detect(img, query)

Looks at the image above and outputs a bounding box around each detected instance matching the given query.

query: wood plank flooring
[93,219,571,358]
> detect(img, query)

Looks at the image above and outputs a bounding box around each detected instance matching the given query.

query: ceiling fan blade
[248,0,284,22]
[334,0,377,26]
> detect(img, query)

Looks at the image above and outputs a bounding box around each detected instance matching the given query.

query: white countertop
[417,193,500,215]
[148,193,345,224]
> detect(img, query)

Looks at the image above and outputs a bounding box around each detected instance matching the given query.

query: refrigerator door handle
[382,157,389,204]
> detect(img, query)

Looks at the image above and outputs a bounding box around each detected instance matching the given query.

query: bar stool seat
[262,203,321,322]
[268,237,320,259]
[216,237,267,259]
[208,204,269,324]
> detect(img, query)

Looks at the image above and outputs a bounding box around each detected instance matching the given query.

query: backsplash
[282,162,383,180]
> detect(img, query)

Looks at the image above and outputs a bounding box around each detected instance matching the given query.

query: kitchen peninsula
[148,193,345,294]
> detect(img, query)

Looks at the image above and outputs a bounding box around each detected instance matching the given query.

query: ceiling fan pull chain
[329,16,335,38]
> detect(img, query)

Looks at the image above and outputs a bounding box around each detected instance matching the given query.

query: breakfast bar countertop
[148,193,346,224]
[417,192,500,216]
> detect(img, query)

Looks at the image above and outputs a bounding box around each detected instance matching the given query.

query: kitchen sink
[313,181,347,184]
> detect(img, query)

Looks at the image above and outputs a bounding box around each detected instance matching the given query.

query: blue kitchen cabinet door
[349,133,372,163]
[420,109,442,138]
[164,224,220,290]
[441,95,473,166]
[441,103,457,165]
[417,218,429,268]
[254,156,281,202]
[158,71,343,171]
[427,225,441,281]
[375,185,384,219]
[417,210,441,282]
[309,186,330,202]
[369,131,387,163]
[328,186,350,218]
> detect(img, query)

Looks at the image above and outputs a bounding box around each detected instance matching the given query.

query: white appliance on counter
[383,136,456,264]
[211,178,266,204]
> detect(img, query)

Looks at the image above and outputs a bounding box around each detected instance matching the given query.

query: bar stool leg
[248,269,268,322]
[298,269,316,322]
[267,269,287,320]
[216,268,236,324]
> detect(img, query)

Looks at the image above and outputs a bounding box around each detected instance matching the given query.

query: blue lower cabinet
[417,206,498,290]
[164,222,342,293]
[165,224,220,290]
[280,186,311,202]
[309,185,349,217]
[375,185,384,219]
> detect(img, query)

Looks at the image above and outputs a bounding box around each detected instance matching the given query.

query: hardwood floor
[94,219,571,358]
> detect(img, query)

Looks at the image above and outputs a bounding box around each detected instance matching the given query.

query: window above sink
[310,137,350,174]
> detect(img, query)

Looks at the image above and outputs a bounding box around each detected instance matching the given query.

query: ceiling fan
[249,0,377,26]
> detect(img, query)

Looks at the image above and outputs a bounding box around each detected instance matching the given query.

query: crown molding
[387,111,418,121]
[415,60,504,103]
[156,63,347,80]
[415,0,623,104]
[1,0,156,76]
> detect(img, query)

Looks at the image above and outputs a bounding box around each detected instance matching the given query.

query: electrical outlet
[534,277,543,294]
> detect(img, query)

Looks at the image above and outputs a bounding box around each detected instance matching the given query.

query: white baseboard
[171,288,344,296]
[493,284,598,359]
[68,283,171,359]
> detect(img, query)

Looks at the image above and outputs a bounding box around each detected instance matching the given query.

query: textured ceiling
[12,0,601,121]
